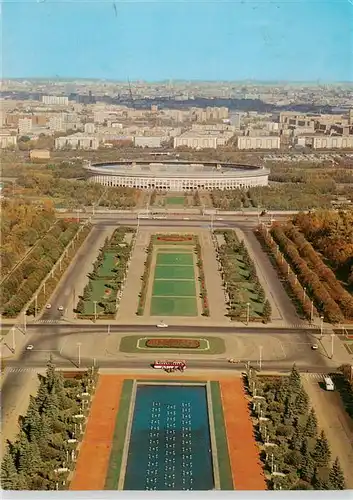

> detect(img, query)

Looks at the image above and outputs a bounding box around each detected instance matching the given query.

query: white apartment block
[42,95,69,106]
[0,134,17,149]
[173,130,233,149]
[18,118,32,135]
[308,135,353,149]
[84,123,96,134]
[237,136,280,150]
[55,134,99,150]
[134,136,169,148]
[49,116,65,132]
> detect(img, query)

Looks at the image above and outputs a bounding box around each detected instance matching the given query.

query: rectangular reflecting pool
[123,384,214,491]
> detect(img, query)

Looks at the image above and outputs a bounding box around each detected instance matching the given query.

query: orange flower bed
[220,378,266,490]
[70,375,123,490]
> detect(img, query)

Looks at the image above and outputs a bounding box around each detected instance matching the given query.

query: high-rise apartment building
[42,95,69,106]
[18,118,32,135]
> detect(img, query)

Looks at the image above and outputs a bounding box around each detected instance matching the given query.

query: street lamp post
[93,301,98,322]
[77,342,82,368]
[259,345,263,370]
[12,327,16,352]
[23,311,27,333]
[34,294,38,317]
[246,302,250,326]
[303,286,307,303]
[330,333,334,359]
[320,315,324,339]
[310,302,314,324]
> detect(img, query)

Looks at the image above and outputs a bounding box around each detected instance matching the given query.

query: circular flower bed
[145,338,200,349]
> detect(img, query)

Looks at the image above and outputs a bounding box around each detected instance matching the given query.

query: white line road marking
[279,342,286,358]
[59,338,69,355]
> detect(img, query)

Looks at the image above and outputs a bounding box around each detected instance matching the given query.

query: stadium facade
[86,160,269,191]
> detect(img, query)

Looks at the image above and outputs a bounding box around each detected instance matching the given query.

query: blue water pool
[123,384,214,491]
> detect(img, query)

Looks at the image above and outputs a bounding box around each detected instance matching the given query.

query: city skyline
[3,0,352,82]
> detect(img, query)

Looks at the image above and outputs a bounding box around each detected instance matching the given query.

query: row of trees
[1,199,56,277]
[247,365,346,490]
[269,225,342,323]
[211,190,248,210]
[1,359,99,490]
[216,230,271,322]
[1,221,84,317]
[269,223,349,323]
[137,240,153,315]
[248,184,335,210]
[26,225,92,316]
[210,185,338,211]
[255,225,318,321]
[195,239,209,316]
[16,171,138,209]
[76,228,134,318]
[292,210,353,286]
[283,223,353,319]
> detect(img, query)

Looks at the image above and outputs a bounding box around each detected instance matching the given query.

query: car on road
[157,322,168,328]
[46,304,52,309]
[58,306,64,311]
[311,344,318,350]
[26,345,34,350]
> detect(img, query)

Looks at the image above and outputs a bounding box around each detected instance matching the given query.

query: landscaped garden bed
[152,233,196,245]
[137,233,207,317]
[1,359,98,490]
[75,227,135,319]
[145,338,200,348]
[245,364,346,490]
[214,229,271,322]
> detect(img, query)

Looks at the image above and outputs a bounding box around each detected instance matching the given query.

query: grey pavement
[240,228,302,325]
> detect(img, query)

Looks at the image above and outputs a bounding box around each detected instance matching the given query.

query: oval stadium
[86,160,269,191]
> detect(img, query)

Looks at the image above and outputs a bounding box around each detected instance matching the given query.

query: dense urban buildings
[0,81,352,152]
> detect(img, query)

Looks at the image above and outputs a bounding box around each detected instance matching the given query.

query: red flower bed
[145,338,200,348]
[156,236,193,242]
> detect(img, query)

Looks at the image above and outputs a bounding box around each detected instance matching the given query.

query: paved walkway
[117,230,149,320]
[239,229,302,325]
[302,373,353,489]
[201,231,228,321]
[1,370,43,456]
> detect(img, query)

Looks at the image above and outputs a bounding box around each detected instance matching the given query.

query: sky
[2,0,352,82]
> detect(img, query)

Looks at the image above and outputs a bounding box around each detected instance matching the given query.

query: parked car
[58,306,64,311]
[46,304,52,309]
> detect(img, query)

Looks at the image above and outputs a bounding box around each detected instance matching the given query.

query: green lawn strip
[156,253,194,266]
[104,379,134,490]
[97,251,118,278]
[119,336,225,354]
[82,280,115,314]
[210,381,233,490]
[150,296,198,316]
[152,279,196,297]
[153,241,195,246]
[166,197,185,205]
[154,266,195,280]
